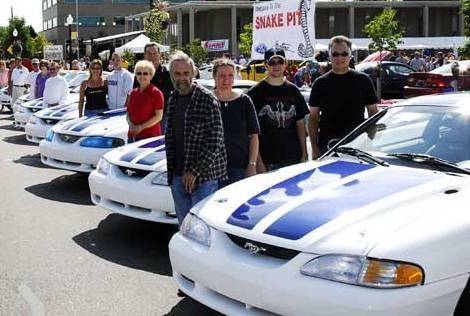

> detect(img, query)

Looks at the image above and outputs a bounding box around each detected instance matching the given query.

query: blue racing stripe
[70,109,126,132]
[53,109,69,117]
[139,138,165,148]
[135,149,166,166]
[120,149,144,163]
[227,161,375,230]
[263,168,439,240]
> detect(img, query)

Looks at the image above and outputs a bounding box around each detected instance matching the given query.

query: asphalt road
[0,110,221,316]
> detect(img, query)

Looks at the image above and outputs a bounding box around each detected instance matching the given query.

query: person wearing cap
[27,58,40,99]
[308,35,378,160]
[10,57,30,103]
[247,47,309,172]
[107,52,134,110]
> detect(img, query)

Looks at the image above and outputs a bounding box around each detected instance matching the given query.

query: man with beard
[165,51,227,226]
[247,47,309,172]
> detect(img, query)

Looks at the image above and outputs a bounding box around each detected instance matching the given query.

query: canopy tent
[115,34,170,54]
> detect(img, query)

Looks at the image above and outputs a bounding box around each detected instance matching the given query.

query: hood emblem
[215,198,228,203]
[125,169,136,176]
[244,242,267,255]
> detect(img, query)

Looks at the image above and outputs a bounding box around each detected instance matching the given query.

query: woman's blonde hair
[88,59,103,80]
[134,60,156,77]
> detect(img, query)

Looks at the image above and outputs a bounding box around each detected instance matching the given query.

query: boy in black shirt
[247,47,309,172]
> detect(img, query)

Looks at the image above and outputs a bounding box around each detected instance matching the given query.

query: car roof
[395,92,470,107]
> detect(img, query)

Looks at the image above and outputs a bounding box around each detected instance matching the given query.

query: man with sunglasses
[247,47,309,172]
[308,35,378,160]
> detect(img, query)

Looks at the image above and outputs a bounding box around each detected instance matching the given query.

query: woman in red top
[127,60,164,142]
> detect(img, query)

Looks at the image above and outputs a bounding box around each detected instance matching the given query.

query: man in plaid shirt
[166,51,227,225]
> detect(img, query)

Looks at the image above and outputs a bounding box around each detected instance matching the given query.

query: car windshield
[67,73,88,88]
[338,105,470,169]
[431,61,470,75]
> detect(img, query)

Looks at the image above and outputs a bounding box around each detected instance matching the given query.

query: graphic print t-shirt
[247,80,309,165]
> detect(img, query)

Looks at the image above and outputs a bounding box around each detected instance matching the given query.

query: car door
[383,64,414,97]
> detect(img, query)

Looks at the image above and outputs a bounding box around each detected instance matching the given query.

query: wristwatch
[248,161,257,166]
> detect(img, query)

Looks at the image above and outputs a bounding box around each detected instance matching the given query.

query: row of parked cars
[5,69,470,315]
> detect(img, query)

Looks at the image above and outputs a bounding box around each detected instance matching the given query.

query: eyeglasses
[91,67,101,70]
[136,72,150,76]
[331,51,350,57]
[267,59,285,66]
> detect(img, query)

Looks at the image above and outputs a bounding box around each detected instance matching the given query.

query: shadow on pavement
[0,114,13,120]
[3,134,36,146]
[13,153,54,169]
[164,297,222,316]
[25,173,93,205]
[73,214,177,276]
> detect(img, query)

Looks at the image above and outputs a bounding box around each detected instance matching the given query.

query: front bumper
[13,111,31,129]
[89,168,176,224]
[39,137,110,173]
[169,230,466,316]
[25,122,50,144]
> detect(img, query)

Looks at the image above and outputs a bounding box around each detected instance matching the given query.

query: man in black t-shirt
[247,47,309,172]
[308,35,378,159]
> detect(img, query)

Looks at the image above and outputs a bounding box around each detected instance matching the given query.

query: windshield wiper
[334,146,389,166]
[387,153,470,175]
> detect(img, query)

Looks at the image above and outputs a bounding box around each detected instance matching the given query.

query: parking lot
[0,110,220,315]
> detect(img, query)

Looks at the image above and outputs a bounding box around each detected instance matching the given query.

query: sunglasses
[136,72,150,76]
[267,59,285,66]
[331,51,350,57]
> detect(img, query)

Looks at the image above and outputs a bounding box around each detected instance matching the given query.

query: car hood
[52,108,128,139]
[104,136,166,172]
[36,103,79,120]
[194,158,467,254]
[22,98,45,109]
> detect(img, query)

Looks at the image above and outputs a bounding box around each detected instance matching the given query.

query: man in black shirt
[308,35,378,159]
[247,47,309,171]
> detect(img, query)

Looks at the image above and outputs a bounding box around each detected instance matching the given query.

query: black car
[356,61,415,98]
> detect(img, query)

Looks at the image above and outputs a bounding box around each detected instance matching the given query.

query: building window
[52,0,57,5]
[43,21,47,30]
[47,19,52,29]
[47,0,51,8]
[75,16,106,26]
[43,1,47,10]
[64,0,104,3]
[52,17,57,28]
[112,0,148,3]
[113,16,125,26]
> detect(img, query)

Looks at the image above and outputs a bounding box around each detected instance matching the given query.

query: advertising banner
[44,45,64,61]
[201,39,229,52]
[251,0,316,60]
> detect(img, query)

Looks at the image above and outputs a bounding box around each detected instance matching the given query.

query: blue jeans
[84,108,107,117]
[170,176,218,226]
[218,167,246,188]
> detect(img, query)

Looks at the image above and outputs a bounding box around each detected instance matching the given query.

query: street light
[13,28,18,37]
[66,14,74,67]
[12,28,22,58]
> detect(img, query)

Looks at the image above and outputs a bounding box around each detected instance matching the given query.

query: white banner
[201,39,229,52]
[44,45,64,61]
[251,0,316,61]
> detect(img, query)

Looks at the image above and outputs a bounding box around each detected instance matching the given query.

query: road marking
[18,284,45,316]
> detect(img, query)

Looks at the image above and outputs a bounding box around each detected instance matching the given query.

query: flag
[7,45,13,55]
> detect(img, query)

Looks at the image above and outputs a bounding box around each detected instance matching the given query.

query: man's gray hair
[328,35,353,56]
[168,50,196,74]
[144,42,160,54]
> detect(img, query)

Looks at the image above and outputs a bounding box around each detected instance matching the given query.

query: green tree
[460,0,470,57]
[122,49,136,71]
[144,0,170,43]
[182,39,208,65]
[238,23,253,56]
[3,16,34,58]
[364,8,404,99]
[31,34,51,58]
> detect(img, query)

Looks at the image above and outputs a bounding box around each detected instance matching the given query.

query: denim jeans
[218,167,246,189]
[170,176,218,226]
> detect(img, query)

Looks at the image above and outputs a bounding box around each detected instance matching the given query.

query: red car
[403,60,470,98]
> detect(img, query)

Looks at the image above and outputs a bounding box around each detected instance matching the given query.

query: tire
[454,276,470,315]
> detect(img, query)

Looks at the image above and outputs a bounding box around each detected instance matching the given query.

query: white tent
[115,34,170,54]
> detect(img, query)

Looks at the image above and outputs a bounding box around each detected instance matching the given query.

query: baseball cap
[264,47,286,63]
[32,58,40,64]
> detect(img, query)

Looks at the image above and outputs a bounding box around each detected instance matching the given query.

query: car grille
[43,118,60,125]
[226,234,300,260]
[57,133,81,143]
[117,166,151,178]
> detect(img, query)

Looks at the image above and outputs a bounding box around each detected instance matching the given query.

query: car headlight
[151,172,168,186]
[28,115,39,124]
[180,213,211,247]
[300,254,424,288]
[96,158,111,175]
[45,129,55,142]
[80,137,124,148]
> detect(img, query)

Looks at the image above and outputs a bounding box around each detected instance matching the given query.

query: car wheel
[454,277,470,315]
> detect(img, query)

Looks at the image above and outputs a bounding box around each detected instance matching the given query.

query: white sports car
[39,109,128,173]
[169,93,470,316]
[89,136,176,224]
[0,87,13,111]
[24,102,79,143]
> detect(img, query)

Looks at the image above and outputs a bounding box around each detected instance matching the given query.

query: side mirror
[327,138,340,150]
